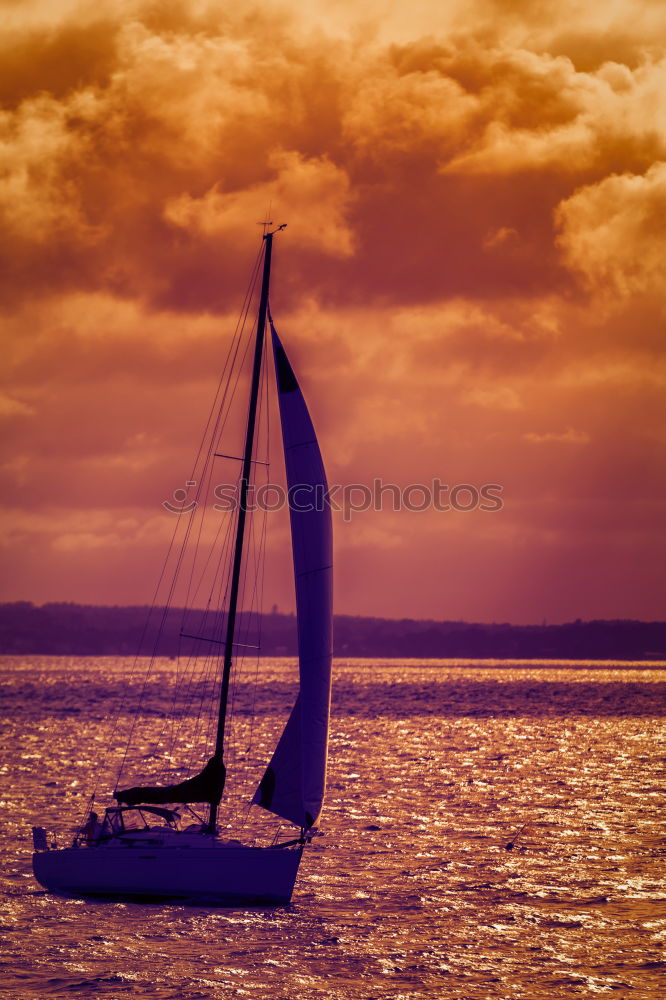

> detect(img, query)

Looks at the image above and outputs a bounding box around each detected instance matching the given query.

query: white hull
[33,841,303,905]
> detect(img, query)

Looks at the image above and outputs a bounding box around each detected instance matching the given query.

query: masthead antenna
[256,214,287,239]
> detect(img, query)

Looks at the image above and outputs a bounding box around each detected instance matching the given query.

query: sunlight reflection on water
[1,656,665,999]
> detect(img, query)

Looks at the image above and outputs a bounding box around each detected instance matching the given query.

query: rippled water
[2,656,666,999]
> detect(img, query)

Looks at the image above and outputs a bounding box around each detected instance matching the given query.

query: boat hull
[33,843,303,905]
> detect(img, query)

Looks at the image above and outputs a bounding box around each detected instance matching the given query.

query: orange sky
[2,0,665,623]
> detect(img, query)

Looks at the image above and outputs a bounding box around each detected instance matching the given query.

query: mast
[208,230,276,832]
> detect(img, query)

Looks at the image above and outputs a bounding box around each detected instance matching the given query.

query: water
[1,656,666,999]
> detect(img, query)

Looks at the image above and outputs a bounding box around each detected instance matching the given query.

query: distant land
[1,602,665,660]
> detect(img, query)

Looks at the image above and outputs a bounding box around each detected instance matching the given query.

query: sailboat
[32,227,333,905]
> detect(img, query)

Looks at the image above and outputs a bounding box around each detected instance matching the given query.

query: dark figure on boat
[81,811,102,844]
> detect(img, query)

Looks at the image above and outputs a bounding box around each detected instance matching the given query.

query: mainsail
[115,756,225,807]
[253,316,333,829]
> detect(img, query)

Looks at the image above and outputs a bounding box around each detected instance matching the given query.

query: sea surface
[1,656,666,1000]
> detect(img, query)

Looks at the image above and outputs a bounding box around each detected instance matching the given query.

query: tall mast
[209,230,276,832]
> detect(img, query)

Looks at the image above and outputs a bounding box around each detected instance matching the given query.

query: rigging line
[211,258,271,796]
[116,385,244,784]
[206,346,263,751]
[236,442,267,662]
[112,510,196,789]
[224,483,264,781]
[226,489,268,816]
[182,499,236,648]
[224,341,269,766]
[184,501,239,768]
[192,252,260,479]
[160,315,258,763]
[107,252,263,792]
[164,502,237,772]
[183,507,239,759]
[170,257,261,671]
[118,499,204,781]
[244,335,272,758]
[195,500,237,760]
[183,492,237,656]
[225,501,256,758]
[233,343,268,661]
[180,632,259,648]
[115,261,261,789]
[214,453,269,466]
[154,589,230,774]
[178,664,215,782]
[211,233,274,815]
[96,498,193,793]
[224,523,254,769]
[179,647,217,779]
[156,651,203,776]
[157,636,190,779]
[178,312,257,631]
[177,644,219,781]
[178,289,258,627]
[207,325,257,476]
[184,246,263,489]
[212,454,242,609]
[189,450,241,622]
[239,524,264,667]
[153,623,198,764]
[229,336,270,803]
[160,284,257,728]
[244,480,269,763]
[247,439,270,727]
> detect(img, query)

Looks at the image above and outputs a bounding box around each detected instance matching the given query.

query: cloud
[2,1,663,311]
[483,226,519,250]
[164,150,356,258]
[524,427,591,445]
[0,393,35,417]
[464,386,523,411]
[556,161,666,295]
[438,51,666,176]
[0,93,104,244]
[1,0,665,621]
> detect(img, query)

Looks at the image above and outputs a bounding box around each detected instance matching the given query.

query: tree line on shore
[1,602,665,660]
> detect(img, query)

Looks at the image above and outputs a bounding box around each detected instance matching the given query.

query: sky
[2,0,665,624]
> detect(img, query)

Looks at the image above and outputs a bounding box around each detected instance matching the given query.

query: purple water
[2,656,665,998]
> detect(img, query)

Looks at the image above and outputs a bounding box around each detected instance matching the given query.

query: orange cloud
[1,0,665,622]
[164,150,356,258]
[524,428,591,445]
[556,161,666,296]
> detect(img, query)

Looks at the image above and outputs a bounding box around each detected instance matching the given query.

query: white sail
[253,318,333,828]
